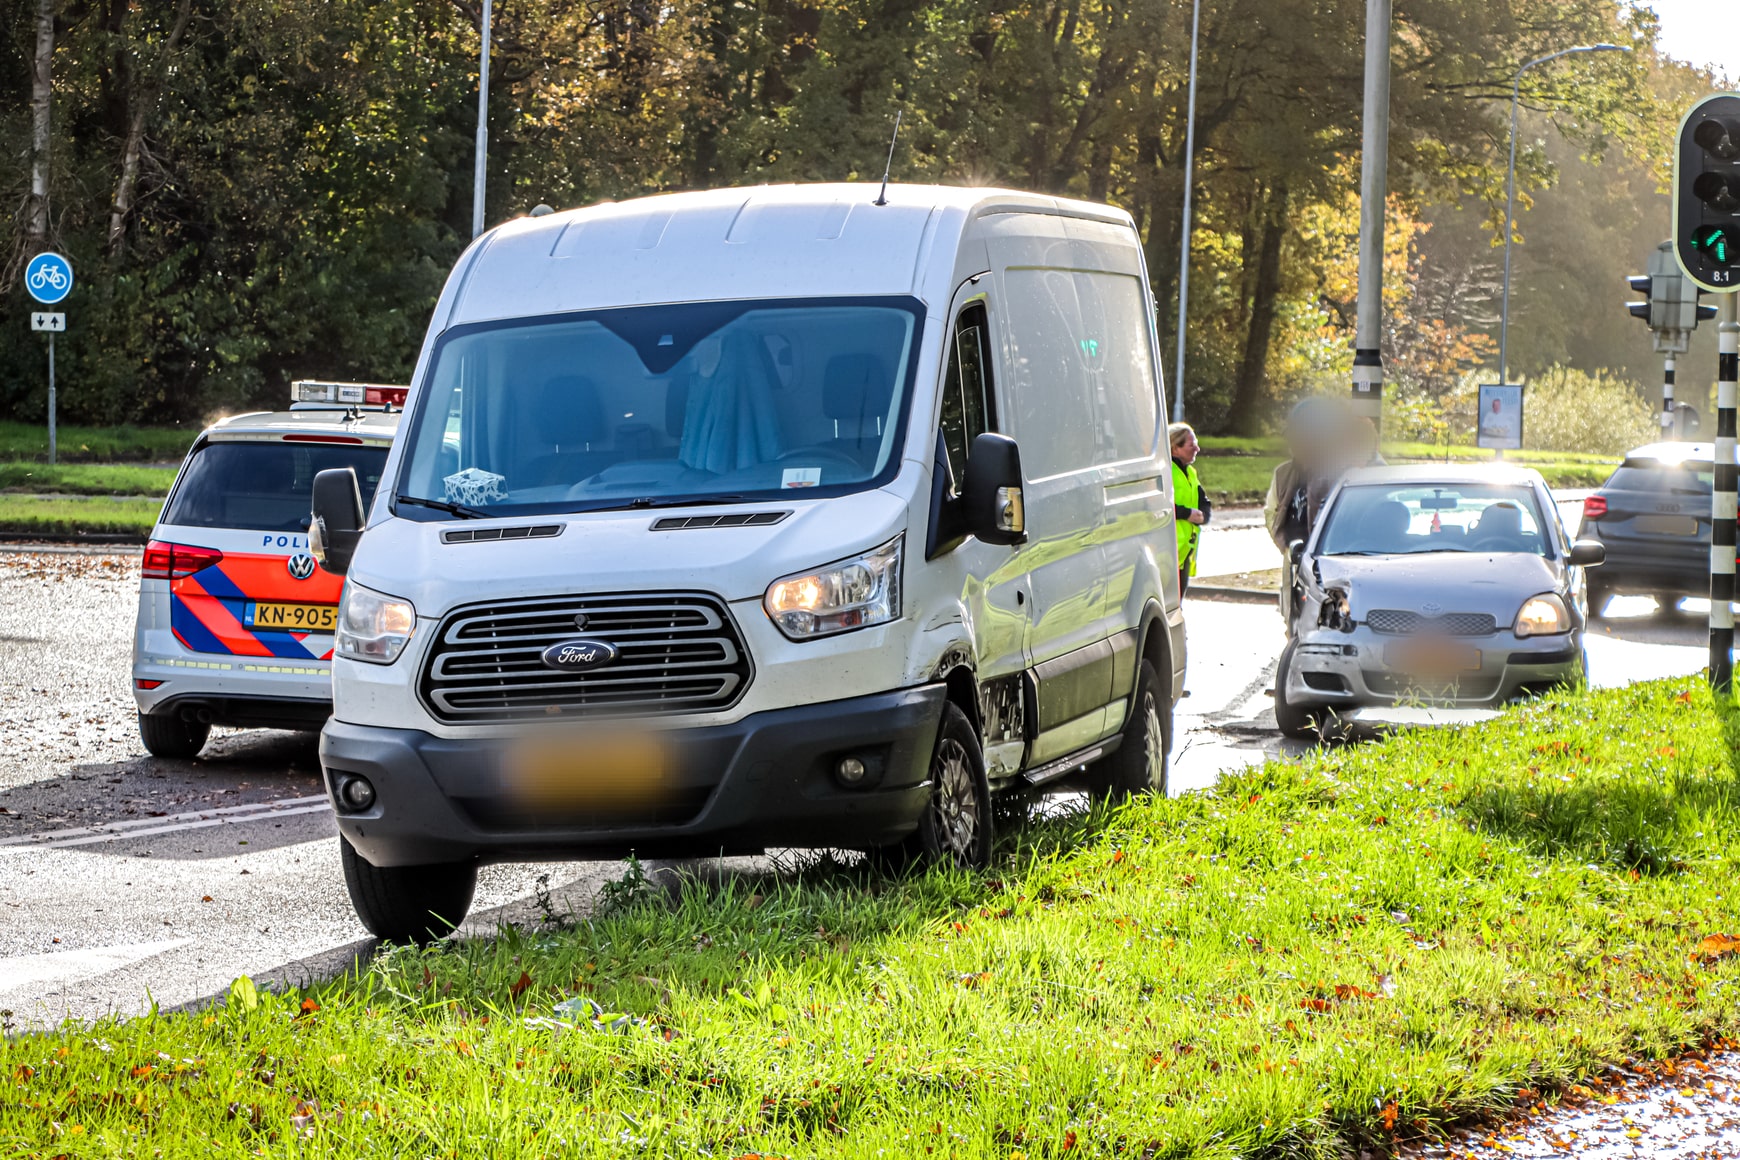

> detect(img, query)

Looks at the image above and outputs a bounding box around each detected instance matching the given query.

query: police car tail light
[142,540,224,580]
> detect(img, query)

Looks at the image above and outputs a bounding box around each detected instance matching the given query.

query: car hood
[1309,551,1568,621]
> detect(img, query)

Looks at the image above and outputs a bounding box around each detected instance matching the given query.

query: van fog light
[336,775,377,812]
[835,756,868,786]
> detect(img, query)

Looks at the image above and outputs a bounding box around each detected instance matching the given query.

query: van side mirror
[1567,539,1605,567]
[310,467,365,575]
[960,433,1027,547]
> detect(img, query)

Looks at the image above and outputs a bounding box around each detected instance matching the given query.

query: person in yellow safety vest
[1169,422,1211,596]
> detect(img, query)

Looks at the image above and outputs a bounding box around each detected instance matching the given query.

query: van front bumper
[320,684,945,867]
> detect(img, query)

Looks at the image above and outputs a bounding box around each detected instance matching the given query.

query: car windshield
[1317,482,1552,558]
[395,298,921,516]
[163,440,388,533]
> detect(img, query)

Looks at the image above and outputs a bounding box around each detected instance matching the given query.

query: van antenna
[874,111,903,206]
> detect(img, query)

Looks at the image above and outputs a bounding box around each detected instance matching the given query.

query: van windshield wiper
[614,494,747,511]
[396,494,489,519]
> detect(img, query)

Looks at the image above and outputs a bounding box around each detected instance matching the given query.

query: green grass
[0,494,161,536]
[1192,438,1616,504]
[0,461,176,496]
[0,420,195,464]
[7,679,1740,1156]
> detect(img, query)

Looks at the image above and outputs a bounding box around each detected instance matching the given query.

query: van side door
[932,282,1032,781]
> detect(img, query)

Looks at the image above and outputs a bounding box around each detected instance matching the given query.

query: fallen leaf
[1695,934,1740,964]
[1381,1102,1398,1131]
[299,998,319,1014]
[510,971,533,1000]
[201,895,213,903]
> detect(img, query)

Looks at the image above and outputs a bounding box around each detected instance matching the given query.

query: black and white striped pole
[1662,355,1676,437]
[1718,294,1740,692]
[1672,93,1740,691]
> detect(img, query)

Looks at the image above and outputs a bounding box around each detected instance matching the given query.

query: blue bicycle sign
[24,253,73,305]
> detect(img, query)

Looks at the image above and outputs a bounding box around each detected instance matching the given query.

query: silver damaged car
[1275,465,1606,738]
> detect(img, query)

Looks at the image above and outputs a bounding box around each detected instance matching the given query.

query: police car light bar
[291,380,409,408]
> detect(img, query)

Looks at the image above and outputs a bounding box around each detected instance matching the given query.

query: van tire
[138,711,210,760]
[1086,659,1170,799]
[1272,643,1321,740]
[340,837,477,944]
[873,703,993,872]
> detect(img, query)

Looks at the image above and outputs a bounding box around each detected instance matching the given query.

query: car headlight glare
[336,582,417,664]
[764,536,903,640]
[1514,593,1570,638]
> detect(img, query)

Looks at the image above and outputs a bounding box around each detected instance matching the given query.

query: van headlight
[336,582,417,664]
[1514,593,1570,638]
[764,537,903,640]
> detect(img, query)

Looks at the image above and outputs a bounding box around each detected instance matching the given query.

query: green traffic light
[1693,225,1737,266]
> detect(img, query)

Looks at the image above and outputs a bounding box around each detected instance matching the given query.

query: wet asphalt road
[0,545,1709,1030]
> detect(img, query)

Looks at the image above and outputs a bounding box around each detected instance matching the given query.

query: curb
[1186,584,1278,606]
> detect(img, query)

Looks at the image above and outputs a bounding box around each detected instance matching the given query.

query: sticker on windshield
[444,467,507,506]
[781,467,822,489]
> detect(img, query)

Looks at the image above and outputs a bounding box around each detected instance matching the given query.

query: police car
[131,383,403,758]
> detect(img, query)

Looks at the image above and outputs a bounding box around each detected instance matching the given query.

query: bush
[1520,366,1659,456]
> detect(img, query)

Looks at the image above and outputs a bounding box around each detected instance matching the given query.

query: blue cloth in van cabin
[678,332,785,474]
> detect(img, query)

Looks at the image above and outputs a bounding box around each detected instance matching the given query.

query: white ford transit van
[312,184,1185,940]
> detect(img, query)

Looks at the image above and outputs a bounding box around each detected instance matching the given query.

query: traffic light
[1674,94,1740,290]
[1626,240,1713,347]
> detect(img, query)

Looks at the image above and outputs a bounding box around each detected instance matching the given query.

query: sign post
[23,252,73,466]
[1476,383,1524,456]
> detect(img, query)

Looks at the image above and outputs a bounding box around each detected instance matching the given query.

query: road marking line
[0,938,194,992]
[0,794,331,849]
[38,804,335,849]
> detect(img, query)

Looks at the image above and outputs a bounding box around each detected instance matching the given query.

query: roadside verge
[5,678,1736,1155]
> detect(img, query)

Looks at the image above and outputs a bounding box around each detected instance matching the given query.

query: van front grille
[418,593,751,723]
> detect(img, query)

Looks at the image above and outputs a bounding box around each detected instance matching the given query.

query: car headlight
[1514,593,1570,638]
[336,582,417,664]
[764,536,903,640]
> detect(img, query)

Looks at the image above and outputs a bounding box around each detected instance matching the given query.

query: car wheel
[340,837,477,944]
[1272,643,1323,741]
[1086,659,1171,799]
[138,711,210,760]
[1586,575,1615,620]
[903,703,994,870]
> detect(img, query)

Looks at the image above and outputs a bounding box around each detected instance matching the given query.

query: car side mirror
[310,467,365,575]
[1289,539,1305,568]
[1567,539,1605,567]
[960,433,1027,547]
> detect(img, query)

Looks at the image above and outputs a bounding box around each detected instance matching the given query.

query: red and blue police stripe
[170,551,341,661]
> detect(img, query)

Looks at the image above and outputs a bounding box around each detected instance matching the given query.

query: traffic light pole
[1713,291,1738,692]
[1663,354,1676,437]
[1350,0,1390,434]
[47,331,56,466]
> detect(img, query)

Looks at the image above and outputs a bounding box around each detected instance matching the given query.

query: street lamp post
[471,0,493,240]
[1171,0,1202,423]
[1497,43,1630,388]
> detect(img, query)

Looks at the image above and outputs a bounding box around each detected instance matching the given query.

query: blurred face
[1173,430,1199,465]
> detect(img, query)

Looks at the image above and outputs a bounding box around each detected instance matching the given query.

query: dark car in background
[1576,442,1715,617]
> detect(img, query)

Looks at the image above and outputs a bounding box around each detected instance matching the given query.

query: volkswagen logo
[286,552,317,580]
[540,639,619,672]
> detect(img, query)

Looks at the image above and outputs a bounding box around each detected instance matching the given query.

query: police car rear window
[163,441,387,532]
[1605,460,1712,495]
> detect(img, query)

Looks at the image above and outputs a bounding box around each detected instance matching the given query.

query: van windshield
[395,297,921,516]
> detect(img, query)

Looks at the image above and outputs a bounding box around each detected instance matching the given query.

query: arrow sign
[30,312,65,333]
[23,252,73,305]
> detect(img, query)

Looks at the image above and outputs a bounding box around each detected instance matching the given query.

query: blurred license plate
[1634,514,1698,536]
[245,601,336,631]
[1386,640,1481,674]
[504,733,668,809]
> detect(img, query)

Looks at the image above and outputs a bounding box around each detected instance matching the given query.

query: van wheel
[1086,659,1170,798]
[1272,644,1321,741]
[138,711,210,760]
[340,837,477,944]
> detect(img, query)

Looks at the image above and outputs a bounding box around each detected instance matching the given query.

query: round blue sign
[24,252,73,305]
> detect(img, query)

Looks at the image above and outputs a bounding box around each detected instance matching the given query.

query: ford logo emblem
[541,639,618,672]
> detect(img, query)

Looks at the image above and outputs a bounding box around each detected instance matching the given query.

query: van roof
[441,183,1138,328]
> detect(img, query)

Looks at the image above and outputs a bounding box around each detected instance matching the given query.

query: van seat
[523,376,613,488]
